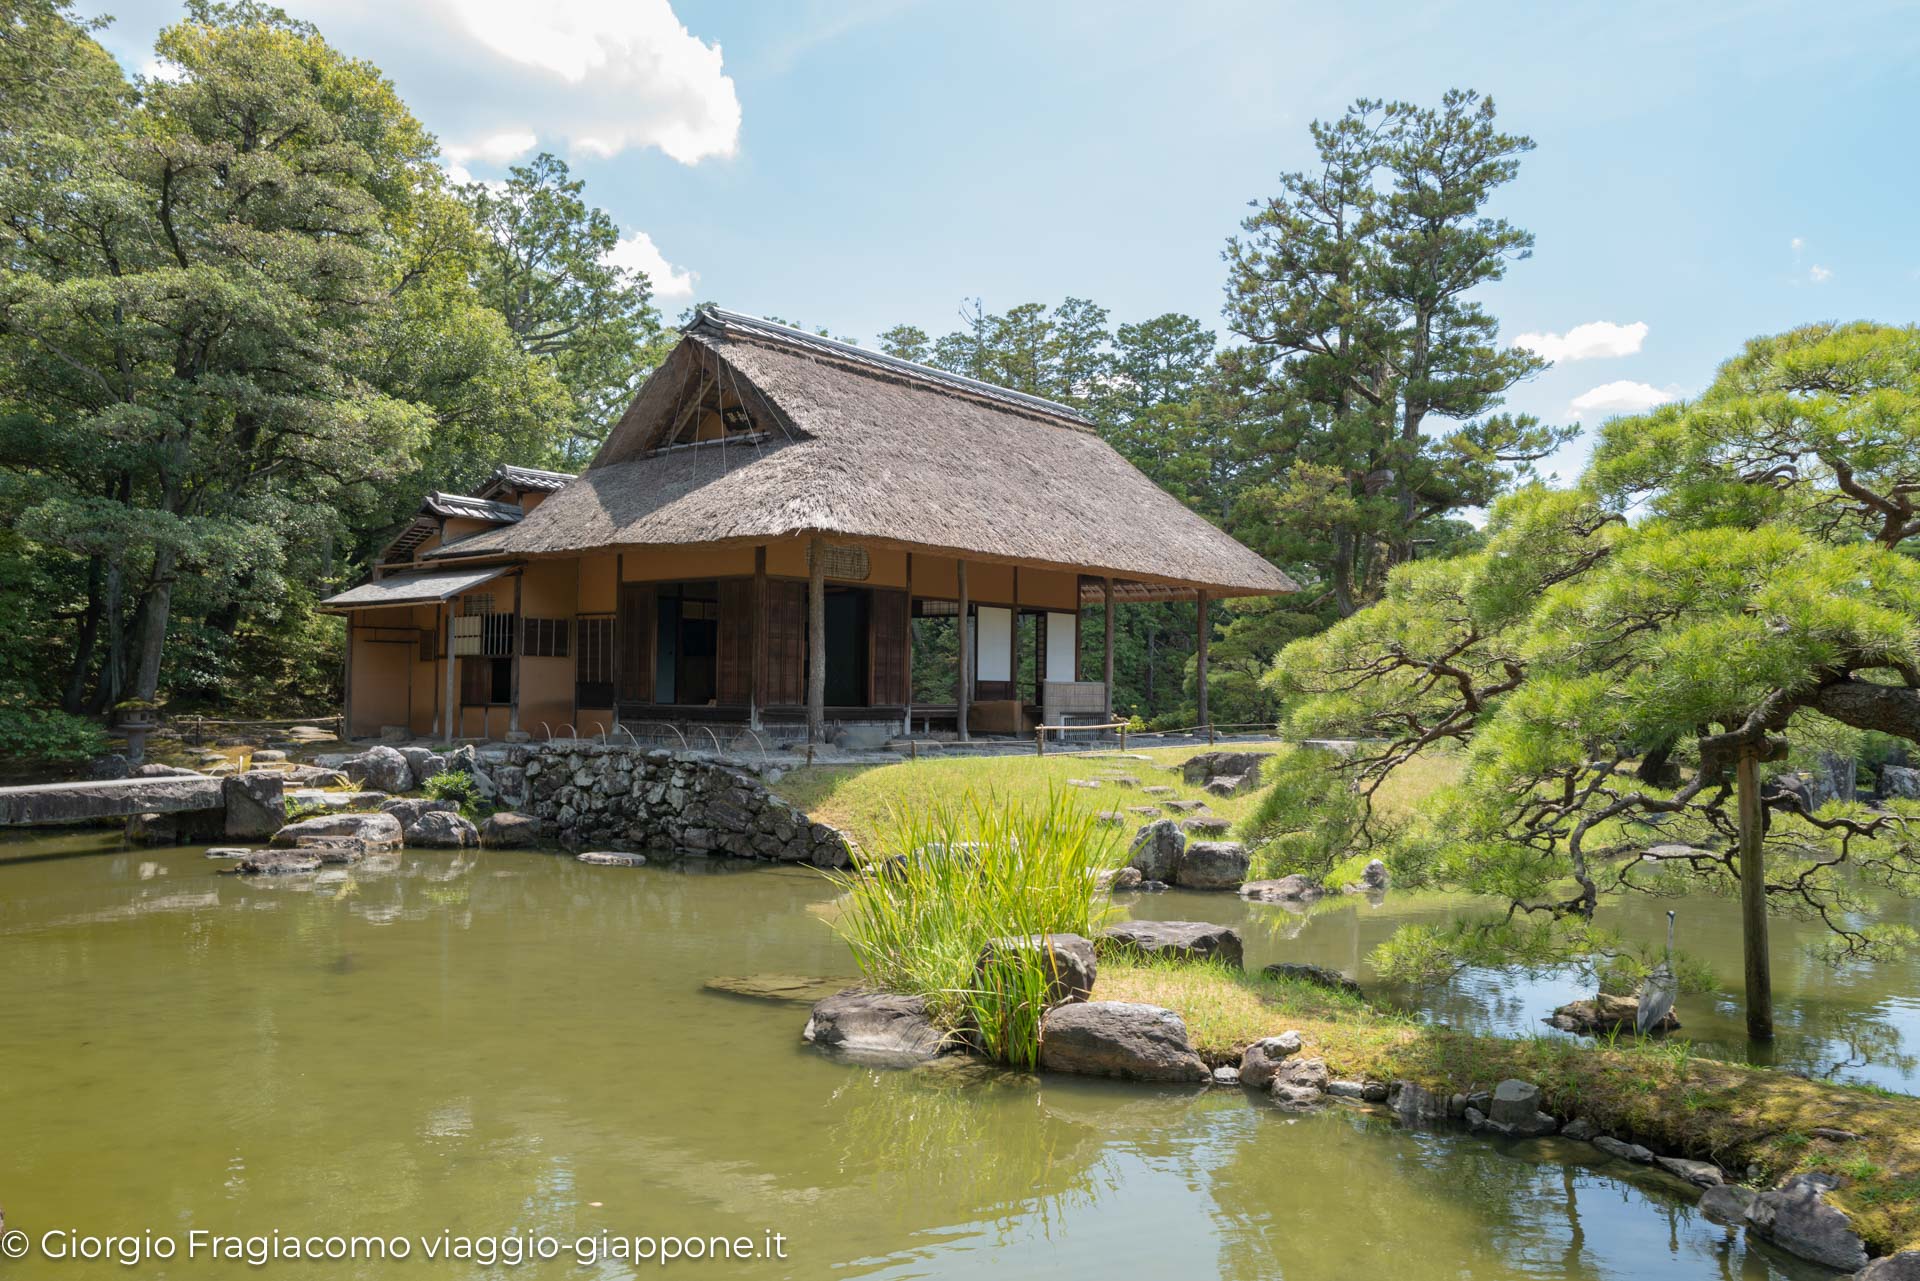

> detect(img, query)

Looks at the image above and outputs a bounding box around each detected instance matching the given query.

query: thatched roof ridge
[433,319,1298,598]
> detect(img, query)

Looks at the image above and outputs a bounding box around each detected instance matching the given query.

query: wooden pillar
[1195,590,1210,732]
[442,598,456,745]
[956,559,970,742]
[903,553,914,737]
[806,537,826,743]
[1737,745,1774,1040]
[1102,576,1114,724]
[750,545,767,731]
[611,552,624,734]
[508,572,523,735]
[342,615,355,741]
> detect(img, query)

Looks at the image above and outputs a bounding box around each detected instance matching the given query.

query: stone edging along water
[796,923,1919,1279]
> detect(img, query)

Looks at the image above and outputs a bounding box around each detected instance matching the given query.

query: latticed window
[576,615,614,709]
[523,617,570,657]
[453,613,515,657]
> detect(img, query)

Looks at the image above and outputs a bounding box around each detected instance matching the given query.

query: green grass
[823,789,1122,1068]
[1099,954,1920,1255]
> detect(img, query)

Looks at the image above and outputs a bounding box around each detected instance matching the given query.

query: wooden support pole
[903,552,914,738]
[442,599,456,745]
[750,545,767,731]
[1737,745,1774,1040]
[342,616,355,741]
[509,572,523,736]
[806,537,826,743]
[612,552,624,734]
[957,559,970,742]
[1195,590,1210,733]
[1102,576,1115,725]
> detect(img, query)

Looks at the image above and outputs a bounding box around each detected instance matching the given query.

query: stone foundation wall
[517,743,851,867]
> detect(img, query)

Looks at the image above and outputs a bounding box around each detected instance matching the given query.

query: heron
[1635,910,1678,1035]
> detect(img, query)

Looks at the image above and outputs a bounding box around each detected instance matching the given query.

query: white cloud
[1809,264,1832,283]
[1569,380,1678,420]
[445,130,540,167]
[607,229,696,300]
[1513,320,1649,363]
[1791,236,1805,255]
[439,0,741,164]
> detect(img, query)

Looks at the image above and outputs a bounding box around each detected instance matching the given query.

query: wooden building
[321,309,1297,743]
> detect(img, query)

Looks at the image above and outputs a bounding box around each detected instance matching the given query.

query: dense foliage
[1270,323,1920,994]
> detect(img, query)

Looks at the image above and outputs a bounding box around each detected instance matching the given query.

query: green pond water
[0,831,1890,1280]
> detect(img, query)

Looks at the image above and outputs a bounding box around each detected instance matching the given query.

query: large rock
[1180,751,1272,788]
[271,811,403,850]
[400,746,444,789]
[236,850,323,875]
[1593,1135,1653,1163]
[1238,1030,1303,1088]
[1747,1173,1868,1272]
[1263,962,1362,997]
[1240,875,1323,903]
[1176,840,1249,890]
[342,744,412,794]
[222,771,286,839]
[1696,1183,1757,1227]
[1101,920,1243,968]
[975,933,1097,1007]
[1269,1055,1330,1108]
[803,989,946,1063]
[1859,1252,1920,1280]
[1654,1155,1723,1187]
[1037,1001,1209,1082]
[405,810,479,849]
[1127,819,1185,881]
[1484,1078,1557,1136]
[380,796,460,827]
[1392,1081,1450,1124]
[1361,858,1389,891]
[479,811,541,848]
[1883,764,1920,800]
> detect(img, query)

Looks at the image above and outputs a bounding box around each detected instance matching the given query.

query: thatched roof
[431,310,1297,599]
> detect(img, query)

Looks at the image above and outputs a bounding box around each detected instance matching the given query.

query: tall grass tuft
[824,788,1121,1068]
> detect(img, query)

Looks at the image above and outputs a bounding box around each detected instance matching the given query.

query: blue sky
[95,0,1918,479]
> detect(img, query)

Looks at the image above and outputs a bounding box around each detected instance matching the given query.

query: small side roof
[320,565,514,612]
[424,492,524,523]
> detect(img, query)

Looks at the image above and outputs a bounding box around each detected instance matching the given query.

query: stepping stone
[1181,816,1231,836]
[577,851,646,867]
[703,974,849,1005]
[1105,775,1142,787]
[1142,786,1174,796]
[1125,805,1161,817]
[1066,779,1099,789]
[1163,799,1206,814]
[1094,811,1126,826]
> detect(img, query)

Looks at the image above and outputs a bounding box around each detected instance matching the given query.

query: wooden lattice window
[523,617,570,658]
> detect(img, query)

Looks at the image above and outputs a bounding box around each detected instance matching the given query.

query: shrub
[422,769,483,818]
[0,694,107,768]
[824,789,1121,1068]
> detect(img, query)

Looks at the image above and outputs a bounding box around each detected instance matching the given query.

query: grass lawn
[773,741,1458,853]
[1100,954,1920,1254]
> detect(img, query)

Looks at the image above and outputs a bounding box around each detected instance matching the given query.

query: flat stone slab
[1162,799,1207,814]
[804,989,946,1064]
[1241,875,1323,903]
[1038,1001,1208,1082]
[1262,962,1362,997]
[0,775,224,825]
[236,850,323,876]
[577,851,646,866]
[1102,920,1244,968]
[704,974,852,1005]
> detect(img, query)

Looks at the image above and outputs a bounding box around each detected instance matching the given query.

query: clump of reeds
[824,788,1120,1067]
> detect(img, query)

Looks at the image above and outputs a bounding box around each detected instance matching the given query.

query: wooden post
[1737,745,1774,1040]
[750,545,767,731]
[442,599,456,745]
[806,537,826,743]
[508,572,523,736]
[342,616,355,742]
[957,559,970,742]
[1035,725,1045,756]
[1102,576,1115,725]
[1195,590,1210,733]
[903,553,914,738]
[610,549,625,729]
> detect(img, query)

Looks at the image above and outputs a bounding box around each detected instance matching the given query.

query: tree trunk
[1736,745,1774,1041]
[130,546,177,703]
[89,556,127,715]
[63,554,104,712]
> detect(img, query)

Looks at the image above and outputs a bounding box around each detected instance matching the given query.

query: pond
[1129,880,1920,1094]
[0,831,1855,1280]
